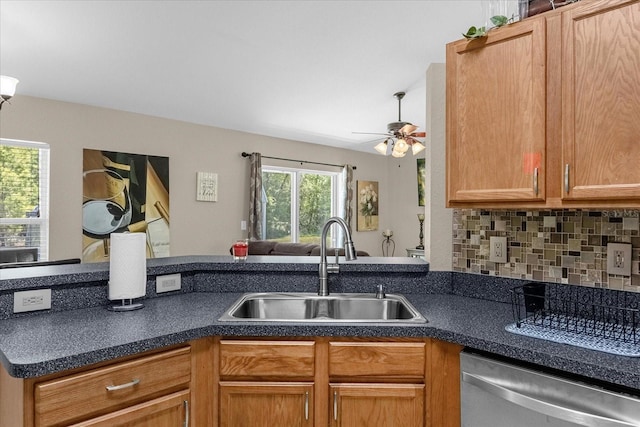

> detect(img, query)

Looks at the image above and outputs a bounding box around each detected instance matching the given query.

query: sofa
[242,240,369,257]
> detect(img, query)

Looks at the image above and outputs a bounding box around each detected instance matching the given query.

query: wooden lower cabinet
[330,383,424,427]
[219,382,313,427]
[218,337,462,427]
[69,390,190,427]
[0,343,202,427]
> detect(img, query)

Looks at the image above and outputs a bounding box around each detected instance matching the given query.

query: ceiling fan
[354,91,426,157]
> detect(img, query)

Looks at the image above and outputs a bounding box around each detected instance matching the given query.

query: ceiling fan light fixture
[374,140,389,155]
[391,149,406,158]
[0,75,19,109]
[395,138,409,153]
[411,141,426,155]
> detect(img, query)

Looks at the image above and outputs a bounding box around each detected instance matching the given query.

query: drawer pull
[105,378,140,391]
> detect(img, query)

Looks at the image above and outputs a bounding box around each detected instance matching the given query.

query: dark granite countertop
[1,289,639,391]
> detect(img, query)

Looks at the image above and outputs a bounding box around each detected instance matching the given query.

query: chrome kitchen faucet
[318,217,357,296]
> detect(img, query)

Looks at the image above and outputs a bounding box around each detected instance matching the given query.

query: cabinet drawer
[35,346,191,427]
[329,342,425,379]
[220,340,315,378]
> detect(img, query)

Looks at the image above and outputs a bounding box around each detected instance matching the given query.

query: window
[0,139,50,262]
[262,166,342,246]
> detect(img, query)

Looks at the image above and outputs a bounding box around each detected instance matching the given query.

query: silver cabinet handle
[462,372,636,427]
[304,391,309,420]
[105,378,140,391]
[564,164,570,194]
[183,400,189,427]
[333,391,338,421]
[533,167,539,196]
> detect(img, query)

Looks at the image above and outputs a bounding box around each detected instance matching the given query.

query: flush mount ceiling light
[0,75,19,110]
[355,91,426,157]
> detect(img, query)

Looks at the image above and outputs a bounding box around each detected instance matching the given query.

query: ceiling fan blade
[411,132,426,138]
[352,131,392,136]
[400,124,418,135]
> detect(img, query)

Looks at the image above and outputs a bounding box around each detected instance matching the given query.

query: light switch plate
[607,242,632,276]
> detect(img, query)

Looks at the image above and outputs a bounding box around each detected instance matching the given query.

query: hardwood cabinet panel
[69,390,189,427]
[330,383,424,427]
[447,18,547,204]
[220,340,315,379]
[562,0,640,201]
[35,347,191,427]
[328,341,425,379]
[219,382,313,427]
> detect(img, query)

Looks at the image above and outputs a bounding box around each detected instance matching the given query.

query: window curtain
[342,164,354,233]
[248,152,263,240]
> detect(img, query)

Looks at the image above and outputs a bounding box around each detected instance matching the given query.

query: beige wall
[0,95,426,260]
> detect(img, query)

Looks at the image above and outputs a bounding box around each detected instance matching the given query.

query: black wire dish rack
[506,282,640,357]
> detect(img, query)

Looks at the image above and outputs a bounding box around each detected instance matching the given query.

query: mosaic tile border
[452,209,640,291]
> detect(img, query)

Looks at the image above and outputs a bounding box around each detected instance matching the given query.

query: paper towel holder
[108,299,144,312]
[107,232,147,312]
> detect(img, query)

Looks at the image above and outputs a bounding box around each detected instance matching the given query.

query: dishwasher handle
[462,372,636,427]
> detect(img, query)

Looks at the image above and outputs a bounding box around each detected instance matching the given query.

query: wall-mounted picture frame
[357,180,379,231]
[82,149,170,262]
[417,158,426,207]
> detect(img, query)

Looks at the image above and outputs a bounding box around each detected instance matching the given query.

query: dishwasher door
[460,352,640,427]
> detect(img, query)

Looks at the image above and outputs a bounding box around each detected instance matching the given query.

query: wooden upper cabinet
[561,0,640,201]
[446,17,547,205]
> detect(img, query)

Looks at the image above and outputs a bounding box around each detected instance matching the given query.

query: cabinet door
[69,390,189,427]
[330,383,424,427]
[446,18,547,204]
[561,0,640,200]
[219,382,313,427]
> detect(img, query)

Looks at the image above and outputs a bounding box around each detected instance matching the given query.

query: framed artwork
[82,149,170,262]
[417,158,426,207]
[357,180,379,231]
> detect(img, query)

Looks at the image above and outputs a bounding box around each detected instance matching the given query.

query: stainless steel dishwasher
[461,351,640,427]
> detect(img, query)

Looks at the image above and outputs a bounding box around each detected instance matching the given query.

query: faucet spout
[318,217,357,296]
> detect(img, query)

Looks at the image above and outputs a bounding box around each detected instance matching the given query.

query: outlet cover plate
[490,236,507,263]
[14,289,52,313]
[607,242,632,276]
[156,273,181,293]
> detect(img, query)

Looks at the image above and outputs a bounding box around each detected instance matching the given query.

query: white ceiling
[0,0,482,153]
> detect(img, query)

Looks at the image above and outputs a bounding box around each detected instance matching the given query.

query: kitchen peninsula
[1,257,639,426]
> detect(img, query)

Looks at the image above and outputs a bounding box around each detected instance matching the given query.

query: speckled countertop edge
[1,291,639,391]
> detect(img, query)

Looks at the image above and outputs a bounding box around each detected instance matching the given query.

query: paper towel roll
[109,232,147,301]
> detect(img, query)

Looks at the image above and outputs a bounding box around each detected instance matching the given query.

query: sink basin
[218,292,427,323]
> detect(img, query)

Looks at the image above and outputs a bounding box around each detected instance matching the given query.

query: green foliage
[263,170,332,243]
[263,171,291,240]
[463,25,487,39]
[0,145,40,219]
[463,15,510,39]
[299,174,331,238]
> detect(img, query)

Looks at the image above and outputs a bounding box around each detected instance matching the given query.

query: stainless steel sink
[218,292,427,323]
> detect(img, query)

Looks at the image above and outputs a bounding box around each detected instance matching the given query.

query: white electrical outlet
[607,243,632,276]
[241,220,247,231]
[14,289,52,313]
[489,236,507,263]
[156,273,181,293]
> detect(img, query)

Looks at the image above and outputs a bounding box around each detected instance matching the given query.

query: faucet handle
[376,284,386,299]
[334,248,339,264]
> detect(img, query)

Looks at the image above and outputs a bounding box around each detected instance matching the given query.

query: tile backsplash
[452,209,640,291]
